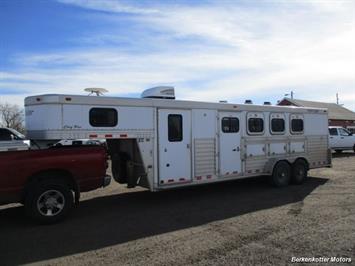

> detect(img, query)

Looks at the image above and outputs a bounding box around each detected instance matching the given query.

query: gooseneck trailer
[25,87,331,190]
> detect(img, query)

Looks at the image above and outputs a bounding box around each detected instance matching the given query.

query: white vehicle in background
[54,139,104,146]
[328,126,355,153]
[0,128,30,152]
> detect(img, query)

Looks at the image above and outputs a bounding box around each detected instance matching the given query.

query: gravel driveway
[0,153,354,265]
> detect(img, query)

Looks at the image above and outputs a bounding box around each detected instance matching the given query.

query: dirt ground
[0,153,354,266]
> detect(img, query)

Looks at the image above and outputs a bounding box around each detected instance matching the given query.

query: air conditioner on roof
[141,86,175,99]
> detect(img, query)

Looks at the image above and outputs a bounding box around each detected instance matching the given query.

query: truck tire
[25,180,74,224]
[291,160,308,185]
[270,161,291,187]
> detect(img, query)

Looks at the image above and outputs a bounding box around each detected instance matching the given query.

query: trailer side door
[218,112,242,176]
[158,109,192,185]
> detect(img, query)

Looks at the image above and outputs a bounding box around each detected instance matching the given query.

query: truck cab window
[222,117,239,133]
[271,118,285,133]
[248,118,264,133]
[291,119,303,133]
[328,128,338,136]
[89,108,117,127]
[168,114,183,142]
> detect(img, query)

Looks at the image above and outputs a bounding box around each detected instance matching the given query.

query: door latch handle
[187,144,190,149]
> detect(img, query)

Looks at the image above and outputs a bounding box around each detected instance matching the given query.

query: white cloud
[1,0,355,110]
[57,0,158,14]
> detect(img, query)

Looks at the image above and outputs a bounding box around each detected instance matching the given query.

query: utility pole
[336,93,339,105]
[285,91,294,99]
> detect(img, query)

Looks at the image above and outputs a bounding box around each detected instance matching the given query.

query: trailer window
[291,119,303,133]
[89,108,118,127]
[168,114,183,142]
[222,117,239,133]
[271,118,285,133]
[248,118,264,133]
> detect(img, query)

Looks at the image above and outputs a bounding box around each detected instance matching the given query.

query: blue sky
[0,0,354,110]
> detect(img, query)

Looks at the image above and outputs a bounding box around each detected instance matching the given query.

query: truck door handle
[232,147,240,152]
[341,137,344,139]
[187,144,190,149]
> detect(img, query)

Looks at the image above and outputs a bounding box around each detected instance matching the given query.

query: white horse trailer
[25,87,331,190]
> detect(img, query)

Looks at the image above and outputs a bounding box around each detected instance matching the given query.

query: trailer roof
[25,94,328,114]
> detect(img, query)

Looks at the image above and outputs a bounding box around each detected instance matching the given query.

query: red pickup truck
[0,146,110,224]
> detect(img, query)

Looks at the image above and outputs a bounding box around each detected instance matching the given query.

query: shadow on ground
[0,176,328,265]
[332,151,355,158]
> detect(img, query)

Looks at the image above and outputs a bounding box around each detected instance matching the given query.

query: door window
[339,128,351,136]
[168,114,183,142]
[222,117,239,133]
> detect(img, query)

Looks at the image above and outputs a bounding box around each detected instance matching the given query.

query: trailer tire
[270,161,291,187]
[25,180,74,224]
[291,160,308,185]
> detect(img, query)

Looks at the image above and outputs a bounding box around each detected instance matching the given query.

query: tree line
[0,102,25,133]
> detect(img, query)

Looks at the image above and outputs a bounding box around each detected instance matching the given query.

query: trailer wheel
[291,160,308,185]
[270,161,291,187]
[25,180,74,224]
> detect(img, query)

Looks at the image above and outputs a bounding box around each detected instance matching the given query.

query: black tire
[270,161,291,187]
[291,160,308,185]
[335,150,342,154]
[353,145,355,153]
[25,180,74,224]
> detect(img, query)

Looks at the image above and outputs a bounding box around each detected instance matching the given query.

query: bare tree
[0,102,25,133]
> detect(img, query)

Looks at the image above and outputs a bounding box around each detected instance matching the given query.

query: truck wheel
[270,161,291,187]
[291,160,308,185]
[25,180,74,224]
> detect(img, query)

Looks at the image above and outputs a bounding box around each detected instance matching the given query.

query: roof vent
[244,99,253,104]
[263,101,272,105]
[141,86,175,99]
[84,88,108,96]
